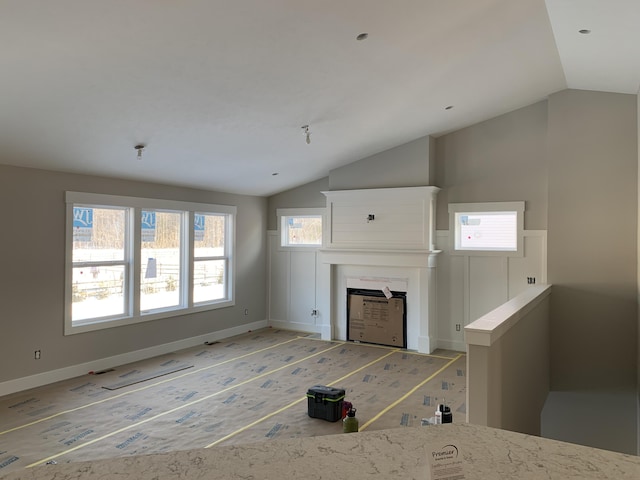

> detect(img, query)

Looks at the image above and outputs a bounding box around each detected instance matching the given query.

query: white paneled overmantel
[317,186,440,354]
[323,186,439,251]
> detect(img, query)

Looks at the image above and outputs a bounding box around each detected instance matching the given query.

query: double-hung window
[193,213,230,304]
[65,192,236,334]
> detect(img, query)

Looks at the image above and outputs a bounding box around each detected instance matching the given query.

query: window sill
[65,299,235,335]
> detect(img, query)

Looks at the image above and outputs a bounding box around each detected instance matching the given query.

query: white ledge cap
[465,284,552,347]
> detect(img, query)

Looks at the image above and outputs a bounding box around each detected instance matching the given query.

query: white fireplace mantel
[319,248,440,269]
[316,186,441,354]
[317,249,440,353]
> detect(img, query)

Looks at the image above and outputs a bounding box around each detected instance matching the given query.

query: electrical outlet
[455,324,461,332]
[34,350,41,360]
[527,276,537,285]
[244,308,249,316]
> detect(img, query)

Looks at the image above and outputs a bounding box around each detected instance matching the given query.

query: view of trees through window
[72,207,127,321]
[140,210,182,311]
[284,216,322,245]
[193,213,227,303]
[71,206,229,323]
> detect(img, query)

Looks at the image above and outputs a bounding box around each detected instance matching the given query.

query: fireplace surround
[317,186,440,353]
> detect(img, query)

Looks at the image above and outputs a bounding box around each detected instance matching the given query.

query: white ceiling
[0,0,638,196]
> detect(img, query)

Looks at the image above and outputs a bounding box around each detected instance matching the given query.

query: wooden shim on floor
[102,364,194,390]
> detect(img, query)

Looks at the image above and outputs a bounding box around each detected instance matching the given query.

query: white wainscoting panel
[290,251,317,327]
[268,230,546,351]
[268,231,290,324]
[267,231,321,333]
[469,256,509,322]
[435,230,547,352]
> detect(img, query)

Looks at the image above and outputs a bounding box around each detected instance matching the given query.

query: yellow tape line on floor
[204,348,400,448]
[26,342,344,468]
[359,353,464,431]
[1,337,303,437]
[299,336,462,360]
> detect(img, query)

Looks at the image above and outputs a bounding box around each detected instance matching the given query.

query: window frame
[65,192,236,335]
[192,212,232,306]
[277,207,326,249]
[138,208,186,315]
[448,201,524,257]
[70,204,131,323]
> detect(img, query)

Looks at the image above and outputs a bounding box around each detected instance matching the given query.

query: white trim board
[0,320,268,397]
[268,319,321,334]
[437,339,467,353]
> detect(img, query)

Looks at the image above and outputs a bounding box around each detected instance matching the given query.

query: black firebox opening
[346,288,407,348]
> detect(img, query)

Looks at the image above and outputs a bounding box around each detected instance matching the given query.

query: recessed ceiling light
[445,105,454,110]
[356,33,369,41]
[272,172,279,176]
[578,29,591,34]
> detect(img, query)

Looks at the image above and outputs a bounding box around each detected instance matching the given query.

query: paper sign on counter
[427,443,465,480]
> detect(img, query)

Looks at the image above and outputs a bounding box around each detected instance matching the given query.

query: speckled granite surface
[2,423,638,479]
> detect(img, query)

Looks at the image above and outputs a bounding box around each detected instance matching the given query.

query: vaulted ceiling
[1,1,638,196]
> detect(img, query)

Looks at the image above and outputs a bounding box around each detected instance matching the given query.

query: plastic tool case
[307,385,345,422]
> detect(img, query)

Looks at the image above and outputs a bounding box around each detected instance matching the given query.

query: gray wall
[435,89,637,391]
[269,87,639,395]
[329,135,433,191]
[264,88,639,452]
[266,135,435,231]
[434,100,549,231]
[266,177,329,231]
[467,290,550,436]
[547,89,638,391]
[0,164,267,384]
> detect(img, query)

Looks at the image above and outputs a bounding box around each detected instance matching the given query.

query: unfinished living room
[1,1,639,479]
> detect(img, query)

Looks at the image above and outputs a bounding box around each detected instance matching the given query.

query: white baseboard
[320,324,332,341]
[436,339,467,353]
[0,320,268,398]
[417,335,432,354]
[268,319,320,334]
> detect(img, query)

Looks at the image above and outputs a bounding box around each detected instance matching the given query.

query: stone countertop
[2,423,639,479]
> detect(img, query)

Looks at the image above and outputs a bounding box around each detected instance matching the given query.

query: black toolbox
[306,385,345,422]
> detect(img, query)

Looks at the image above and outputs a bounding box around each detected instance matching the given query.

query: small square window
[277,208,324,247]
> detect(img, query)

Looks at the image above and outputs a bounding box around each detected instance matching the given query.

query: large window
[65,192,236,334]
[448,201,524,256]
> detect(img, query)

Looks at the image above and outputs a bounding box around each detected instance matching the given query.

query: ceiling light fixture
[578,29,591,34]
[356,33,369,41]
[301,125,311,145]
[445,105,454,110]
[134,144,145,160]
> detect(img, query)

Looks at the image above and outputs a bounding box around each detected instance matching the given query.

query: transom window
[448,201,524,256]
[66,192,235,334]
[278,208,324,247]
